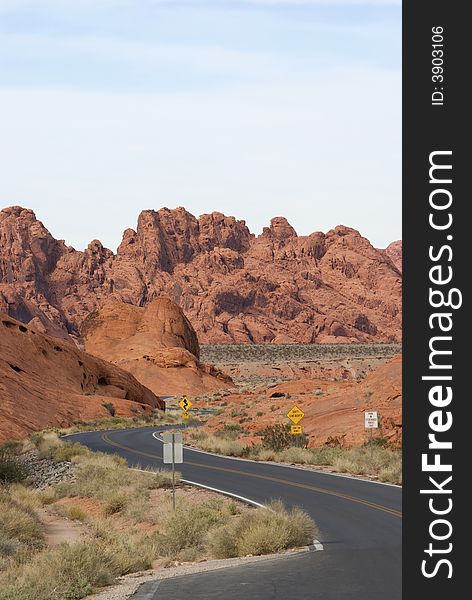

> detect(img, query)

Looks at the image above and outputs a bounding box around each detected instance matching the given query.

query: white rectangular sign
[162,432,182,444]
[163,441,183,464]
[364,411,378,429]
[162,432,183,464]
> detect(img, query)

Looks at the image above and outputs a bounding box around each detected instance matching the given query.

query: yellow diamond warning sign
[178,396,193,411]
[287,406,305,424]
[290,425,303,435]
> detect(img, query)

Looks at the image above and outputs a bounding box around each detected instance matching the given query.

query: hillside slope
[0,313,164,442]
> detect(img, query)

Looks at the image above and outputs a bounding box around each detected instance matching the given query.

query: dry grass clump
[331,446,402,484]
[208,500,316,559]
[0,444,28,484]
[0,488,45,572]
[0,534,153,600]
[55,450,177,522]
[151,497,231,560]
[188,430,246,457]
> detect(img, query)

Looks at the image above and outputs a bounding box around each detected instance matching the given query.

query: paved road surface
[70,426,401,600]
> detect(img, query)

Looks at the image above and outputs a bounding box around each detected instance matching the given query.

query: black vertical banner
[403,2,467,598]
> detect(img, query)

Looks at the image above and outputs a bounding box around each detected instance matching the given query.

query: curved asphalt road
[69,426,401,600]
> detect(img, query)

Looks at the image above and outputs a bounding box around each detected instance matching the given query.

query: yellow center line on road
[101,433,402,519]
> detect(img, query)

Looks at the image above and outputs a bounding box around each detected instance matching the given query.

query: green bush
[0,448,28,484]
[261,424,308,452]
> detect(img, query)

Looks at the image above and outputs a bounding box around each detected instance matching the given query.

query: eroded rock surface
[0,205,402,344]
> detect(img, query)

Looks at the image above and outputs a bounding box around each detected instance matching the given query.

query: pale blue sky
[0,0,401,250]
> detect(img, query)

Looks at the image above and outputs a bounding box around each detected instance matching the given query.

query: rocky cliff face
[81,298,229,396]
[0,206,402,344]
[385,240,402,273]
[0,313,164,442]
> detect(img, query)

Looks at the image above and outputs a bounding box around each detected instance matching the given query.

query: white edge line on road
[151,430,401,489]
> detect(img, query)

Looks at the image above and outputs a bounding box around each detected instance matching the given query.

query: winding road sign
[179,396,193,411]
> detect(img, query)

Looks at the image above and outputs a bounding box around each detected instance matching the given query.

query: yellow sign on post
[178,396,193,411]
[181,411,190,419]
[291,425,303,435]
[287,406,305,425]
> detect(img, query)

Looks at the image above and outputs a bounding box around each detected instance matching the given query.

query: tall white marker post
[364,411,378,459]
[162,432,183,510]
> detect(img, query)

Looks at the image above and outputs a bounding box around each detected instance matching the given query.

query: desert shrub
[306,447,341,465]
[124,495,154,523]
[56,450,176,512]
[208,501,316,558]
[215,424,245,440]
[276,447,314,464]
[152,498,229,558]
[188,429,209,443]
[0,448,28,484]
[49,442,91,463]
[230,409,248,418]
[104,492,128,515]
[0,539,126,600]
[331,446,402,484]
[261,424,308,452]
[88,519,154,573]
[196,434,246,457]
[69,505,89,521]
[0,441,22,455]
[363,436,390,449]
[255,448,276,461]
[0,489,45,559]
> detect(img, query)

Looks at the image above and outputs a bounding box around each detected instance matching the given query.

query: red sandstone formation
[0,313,164,442]
[81,298,229,396]
[385,241,402,273]
[0,206,402,344]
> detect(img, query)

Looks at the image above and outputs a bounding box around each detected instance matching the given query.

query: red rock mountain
[81,298,229,396]
[385,241,402,273]
[0,313,164,442]
[0,206,402,344]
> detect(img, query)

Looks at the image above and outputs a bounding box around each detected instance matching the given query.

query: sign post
[162,432,183,510]
[364,411,378,458]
